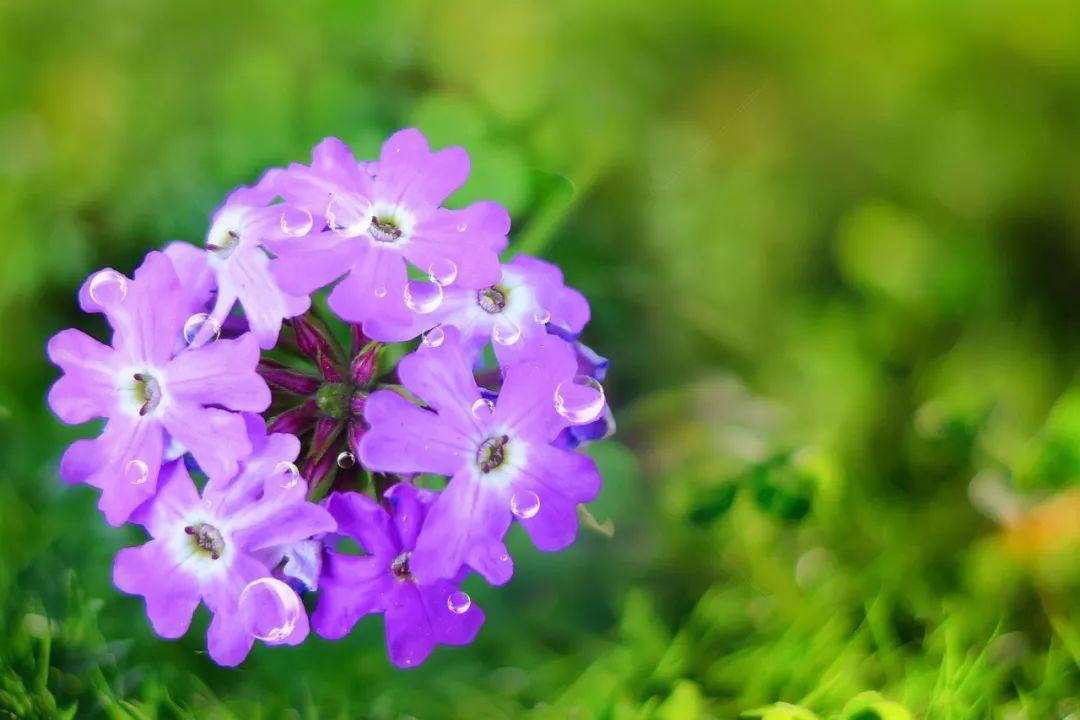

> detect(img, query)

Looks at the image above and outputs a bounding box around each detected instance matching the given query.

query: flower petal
[312,553,390,640]
[410,470,514,585]
[161,403,250,481]
[113,539,201,639]
[384,584,436,669]
[46,329,119,424]
[359,391,471,476]
[165,335,270,412]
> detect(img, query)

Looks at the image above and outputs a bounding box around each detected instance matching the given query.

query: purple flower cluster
[47,130,613,668]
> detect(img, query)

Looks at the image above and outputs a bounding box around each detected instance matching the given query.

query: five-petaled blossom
[49,251,270,525]
[360,328,602,585]
[313,484,484,668]
[47,129,611,668]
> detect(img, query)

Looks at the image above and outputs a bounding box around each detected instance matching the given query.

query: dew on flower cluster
[447,591,472,614]
[274,461,301,489]
[403,280,444,314]
[279,205,313,237]
[471,398,495,420]
[427,259,458,287]
[533,307,551,324]
[88,270,128,306]
[125,459,149,486]
[336,451,356,468]
[421,325,445,348]
[237,577,302,642]
[183,313,222,347]
[554,375,606,424]
[492,318,521,346]
[373,286,388,298]
[510,490,541,520]
[326,196,370,237]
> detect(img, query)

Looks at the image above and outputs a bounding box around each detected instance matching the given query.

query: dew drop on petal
[126,459,149,486]
[237,577,302,642]
[554,375,606,424]
[88,270,128,306]
[533,307,551,324]
[403,280,444,314]
[492,317,522,346]
[471,398,495,420]
[326,196,370,237]
[456,223,467,232]
[336,451,356,468]
[447,591,472,614]
[427,259,458,287]
[421,325,445,348]
[274,461,300,489]
[510,490,541,520]
[279,205,313,237]
[374,286,387,298]
[183,313,222,346]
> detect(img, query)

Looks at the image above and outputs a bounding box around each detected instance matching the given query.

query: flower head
[313,483,484,668]
[267,131,509,337]
[358,329,604,585]
[49,251,271,525]
[367,254,591,355]
[113,426,335,666]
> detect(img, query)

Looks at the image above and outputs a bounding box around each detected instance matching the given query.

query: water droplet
[237,577,302,642]
[403,280,444,314]
[183,313,222,346]
[275,461,300,489]
[126,459,149,486]
[456,223,467,232]
[510,490,541,520]
[336,451,356,468]
[447,591,472,614]
[88,270,128,306]
[471,398,495,420]
[492,318,522,346]
[326,196,370,237]
[554,375,606,424]
[533,307,551,324]
[427,259,458,287]
[374,286,387,298]
[421,325,445,348]
[279,205,313,237]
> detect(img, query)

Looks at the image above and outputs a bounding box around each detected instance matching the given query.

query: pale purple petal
[46,329,119,424]
[161,403,251,481]
[359,391,471,476]
[164,335,270,412]
[410,470,514,585]
[493,337,578,442]
[395,331,483,431]
[377,128,470,209]
[206,608,256,667]
[327,245,411,328]
[113,539,201,639]
[128,460,200,536]
[74,416,165,526]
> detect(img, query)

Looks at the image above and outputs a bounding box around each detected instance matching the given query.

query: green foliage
[3,0,1080,717]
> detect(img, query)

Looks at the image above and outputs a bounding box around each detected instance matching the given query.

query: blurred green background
[2,0,1080,717]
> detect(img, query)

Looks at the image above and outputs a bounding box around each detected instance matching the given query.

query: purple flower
[267,130,508,336]
[368,254,591,357]
[312,483,484,668]
[197,178,312,349]
[112,431,335,666]
[358,329,603,585]
[49,252,271,525]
